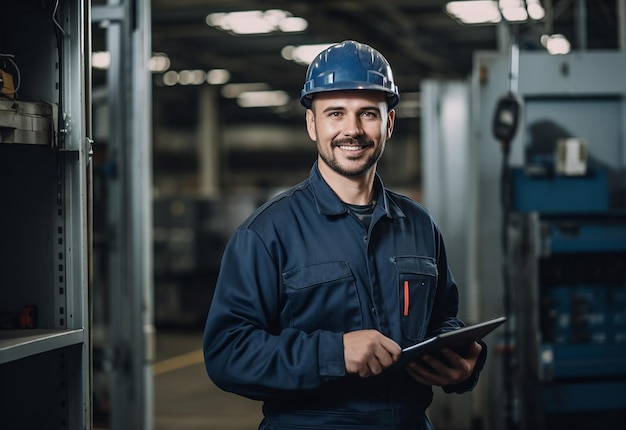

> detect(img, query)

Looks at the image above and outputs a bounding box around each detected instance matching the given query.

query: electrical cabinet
[0,1,91,429]
[501,53,626,429]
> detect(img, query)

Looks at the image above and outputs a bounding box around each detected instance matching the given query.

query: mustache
[331,137,373,147]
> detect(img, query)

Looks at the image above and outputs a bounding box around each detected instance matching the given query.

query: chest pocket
[392,256,438,342]
[282,261,363,333]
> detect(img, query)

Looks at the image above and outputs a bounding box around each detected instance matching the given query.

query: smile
[338,145,366,151]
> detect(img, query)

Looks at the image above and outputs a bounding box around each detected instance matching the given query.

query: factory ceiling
[95,1,623,128]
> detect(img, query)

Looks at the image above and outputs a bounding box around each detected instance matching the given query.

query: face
[306,90,395,178]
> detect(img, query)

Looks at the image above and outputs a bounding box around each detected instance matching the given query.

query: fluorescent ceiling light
[149,52,170,72]
[221,82,271,98]
[445,0,545,25]
[92,51,111,69]
[95,51,173,72]
[499,0,528,22]
[178,69,206,85]
[281,44,335,65]
[155,69,231,86]
[206,9,308,35]
[541,34,571,55]
[207,69,231,85]
[526,0,546,20]
[445,1,501,25]
[237,90,290,108]
[279,16,308,32]
[162,70,179,86]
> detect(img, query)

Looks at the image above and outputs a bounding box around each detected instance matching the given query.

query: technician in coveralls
[203,40,487,430]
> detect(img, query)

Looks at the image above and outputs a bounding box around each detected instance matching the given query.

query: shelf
[549,223,626,253]
[0,328,84,364]
[0,99,55,146]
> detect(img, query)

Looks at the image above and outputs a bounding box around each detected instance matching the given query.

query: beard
[318,137,384,177]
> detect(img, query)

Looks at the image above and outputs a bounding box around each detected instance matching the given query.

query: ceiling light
[499,0,528,22]
[149,52,170,72]
[541,34,571,55]
[207,69,231,85]
[237,90,290,108]
[162,70,179,86]
[445,0,545,25]
[206,9,307,35]
[526,0,546,20]
[178,69,206,85]
[445,1,501,25]
[221,82,271,98]
[92,51,111,69]
[281,44,335,65]
[279,17,308,32]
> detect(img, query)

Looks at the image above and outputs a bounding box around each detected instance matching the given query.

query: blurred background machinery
[500,64,626,428]
[152,193,263,327]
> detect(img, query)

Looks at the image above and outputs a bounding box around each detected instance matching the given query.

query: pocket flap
[283,261,352,290]
[393,256,438,277]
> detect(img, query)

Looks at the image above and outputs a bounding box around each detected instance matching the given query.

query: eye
[361,111,379,119]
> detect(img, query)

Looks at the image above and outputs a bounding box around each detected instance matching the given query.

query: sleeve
[202,228,345,401]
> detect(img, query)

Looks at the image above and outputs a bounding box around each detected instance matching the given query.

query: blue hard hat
[300,40,400,109]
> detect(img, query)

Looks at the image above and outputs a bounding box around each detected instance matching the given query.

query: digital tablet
[393,316,506,369]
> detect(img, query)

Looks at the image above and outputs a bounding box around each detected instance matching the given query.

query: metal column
[198,85,221,197]
[92,1,154,429]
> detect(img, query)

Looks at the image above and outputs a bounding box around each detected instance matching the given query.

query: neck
[318,159,376,205]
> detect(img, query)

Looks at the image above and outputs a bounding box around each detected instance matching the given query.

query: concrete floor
[154,329,264,430]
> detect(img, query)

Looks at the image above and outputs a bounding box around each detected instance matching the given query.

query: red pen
[403,280,409,316]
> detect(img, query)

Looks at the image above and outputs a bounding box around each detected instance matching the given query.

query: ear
[305,109,317,141]
[386,109,395,139]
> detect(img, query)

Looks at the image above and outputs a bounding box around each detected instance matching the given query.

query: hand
[405,341,482,386]
[343,330,401,378]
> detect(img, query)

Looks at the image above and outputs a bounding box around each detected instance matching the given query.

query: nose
[343,114,364,137]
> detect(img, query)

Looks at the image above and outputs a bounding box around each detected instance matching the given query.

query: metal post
[93,1,153,429]
[198,85,221,197]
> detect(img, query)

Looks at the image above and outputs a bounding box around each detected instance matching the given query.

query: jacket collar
[309,161,405,219]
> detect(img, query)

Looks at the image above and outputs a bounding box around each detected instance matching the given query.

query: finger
[380,337,402,359]
[374,346,397,368]
[468,341,483,358]
[406,361,443,386]
[439,348,463,366]
[371,345,393,375]
[420,354,451,376]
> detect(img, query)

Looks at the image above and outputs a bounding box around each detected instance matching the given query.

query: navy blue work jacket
[204,162,486,430]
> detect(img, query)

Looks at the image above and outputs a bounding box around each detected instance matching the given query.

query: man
[203,40,487,430]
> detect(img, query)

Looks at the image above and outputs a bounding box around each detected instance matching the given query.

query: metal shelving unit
[0,1,91,428]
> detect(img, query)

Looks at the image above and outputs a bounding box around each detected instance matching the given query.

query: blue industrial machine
[506,162,626,429]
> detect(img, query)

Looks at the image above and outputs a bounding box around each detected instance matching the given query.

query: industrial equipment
[506,151,626,429]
